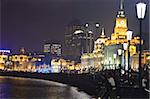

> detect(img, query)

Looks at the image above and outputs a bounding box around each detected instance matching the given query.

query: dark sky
[0,0,149,53]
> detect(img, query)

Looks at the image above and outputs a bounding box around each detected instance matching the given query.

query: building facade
[103,0,140,71]
[43,42,62,58]
[81,28,107,72]
[81,0,142,72]
[64,24,94,61]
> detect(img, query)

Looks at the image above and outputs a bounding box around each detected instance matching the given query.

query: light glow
[123,43,128,50]
[113,54,117,59]
[74,30,84,34]
[0,50,11,53]
[118,49,122,55]
[127,30,133,40]
[95,23,100,27]
[85,23,89,27]
[136,2,146,19]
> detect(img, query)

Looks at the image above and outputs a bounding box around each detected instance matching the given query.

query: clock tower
[111,0,128,40]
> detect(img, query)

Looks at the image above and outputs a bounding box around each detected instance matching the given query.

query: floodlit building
[131,50,150,71]
[102,0,141,71]
[43,42,62,57]
[81,28,108,72]
[44,43,51,53]
[11,48,29,71]
[0,50,11,70]
[51,58,80,73]
[81,0,143,72]
[51,43,61,57]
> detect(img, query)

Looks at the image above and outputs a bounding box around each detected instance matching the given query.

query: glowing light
[0,50,11,53]
[127,30,133,40]
[136,2,147,19]
[74,30,83,34]
[118,49,122,55]
[88,31,93,34]
[95,23,100,27]
[113,54,117,59]
[85,23,89,27]
[123,43,128,50]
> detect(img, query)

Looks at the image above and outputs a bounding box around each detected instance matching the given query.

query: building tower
[104,0,141,70]
[111,0,128,42]
[105,0,140,54]
[93,28,107,54]
[20,48,25,55]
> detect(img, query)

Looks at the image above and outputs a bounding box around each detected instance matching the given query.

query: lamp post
[123,43,128,71]
[118,49,122,77]
[108,57,111,69]
[118,49,122,69]
[113,53,117,70]
[88,30,93,53]
[127,31,133,74]
[85,23,89,54]
[136,2,147,87]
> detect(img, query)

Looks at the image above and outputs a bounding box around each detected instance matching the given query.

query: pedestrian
[106,73,117,99]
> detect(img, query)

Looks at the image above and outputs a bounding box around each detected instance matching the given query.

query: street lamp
[118,49,122,69]
[127,30,133,71]
[127,30,133,84]
[136,2,147,87]
[109,57,111,69]
[88,31,93,53]
[123,43,128,71]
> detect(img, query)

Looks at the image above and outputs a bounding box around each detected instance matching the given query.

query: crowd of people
[93,64,149,98]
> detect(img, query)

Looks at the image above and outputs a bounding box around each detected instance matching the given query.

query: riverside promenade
[0,70,149,98]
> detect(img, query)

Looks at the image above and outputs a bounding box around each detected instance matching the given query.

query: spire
[100,28,105,38]
[101,28,105,36]
[117,0,125,18]
[120,0,124,10]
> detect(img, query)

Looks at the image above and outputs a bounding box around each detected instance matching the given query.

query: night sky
[0,0,149,53]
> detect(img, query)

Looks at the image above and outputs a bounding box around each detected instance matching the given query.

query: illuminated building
[92,28,107,70]
[43,42,62,57]
[131,50,150,71]
[0,50,11,70]
[81,28,108,72]
[64,22,94,61]
[51,59,63,73]
[44,43,51,53]
[20,47,25,54]
[103,45,122,70]
[43,42,61,68]
[10,48,41,72]
[51,58,78,73]
[11,54,29,71]
[0,54,8,69]
[105,0,140,47]
[102,0,141,70]
[81,53,94,73]
[51,43,61,57]
[81,0,143,71]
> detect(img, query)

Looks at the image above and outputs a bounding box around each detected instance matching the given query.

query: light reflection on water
[0,76,91,99]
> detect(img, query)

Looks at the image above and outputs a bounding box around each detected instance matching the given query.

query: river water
[0,76,91,99]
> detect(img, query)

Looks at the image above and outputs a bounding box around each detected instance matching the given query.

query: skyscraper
[43,41,62,57]
[64,21,94,62]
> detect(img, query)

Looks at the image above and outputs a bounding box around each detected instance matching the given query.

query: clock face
[120,20,124,25]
